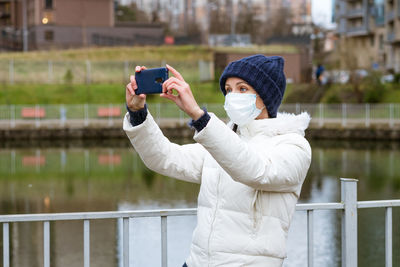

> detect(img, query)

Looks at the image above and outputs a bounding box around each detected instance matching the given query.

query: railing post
[11,150,15,174]
[60,104,66,127]
[342,103,347,127]
[108,103,113,127]
[44,221,50,267]
[3,223,9,267]
[341,178,358,267]
[161,216,168,267]
[10,105,15,128]
[385,207,392,267]
[123,217,130,267]
[35,104,40,128]
[84,220,90,267]
[389,103,394,128]
[319,103,324,127]
[365,103,370,128]
[84,104,89,126]
[307,210,314,267]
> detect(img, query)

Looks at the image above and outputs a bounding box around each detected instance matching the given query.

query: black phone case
[135,67,169,95]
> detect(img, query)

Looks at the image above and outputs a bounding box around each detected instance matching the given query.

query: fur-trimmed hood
[234,112,311,137]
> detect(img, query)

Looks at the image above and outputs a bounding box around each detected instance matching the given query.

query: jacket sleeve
[123,111,205,184]
[194,114,311,192]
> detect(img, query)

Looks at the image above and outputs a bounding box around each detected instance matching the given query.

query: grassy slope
[382,88,400,103]
[0,45,298,61]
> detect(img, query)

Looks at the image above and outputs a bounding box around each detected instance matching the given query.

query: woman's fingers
[165,81,184,95]
[160,92,178,102]
[166,64,184,81]
[129,76,137,92]
[134,66,147,73]
[126,83,135,95]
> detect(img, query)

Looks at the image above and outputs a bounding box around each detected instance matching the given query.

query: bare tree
[265,7,293,38]
[209,0,230,34]
[115,3,149,22]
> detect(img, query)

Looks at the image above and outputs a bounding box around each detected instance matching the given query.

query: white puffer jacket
[123,111,312,267]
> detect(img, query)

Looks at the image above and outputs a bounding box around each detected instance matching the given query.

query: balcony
[387,31,395,42]
[346,8,364,19]
[398,0,400,17]
[386,30,400,43]
[386,10,396,23]
[346,26,370,36]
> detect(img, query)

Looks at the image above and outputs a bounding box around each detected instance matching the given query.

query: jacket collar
[233,112,311,137]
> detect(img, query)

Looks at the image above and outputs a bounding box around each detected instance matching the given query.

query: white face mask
[223,93,263,127]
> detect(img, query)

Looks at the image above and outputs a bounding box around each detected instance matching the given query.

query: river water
[0,139,399,267]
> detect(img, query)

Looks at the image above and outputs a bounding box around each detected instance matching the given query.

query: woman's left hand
[161,64,204,120]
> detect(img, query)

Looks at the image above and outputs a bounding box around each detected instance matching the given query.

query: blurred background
[0,0,400,267]
[0,0,399,104]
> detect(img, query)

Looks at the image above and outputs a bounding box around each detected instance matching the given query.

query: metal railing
[1,178,399,267]
[0,103,399,128]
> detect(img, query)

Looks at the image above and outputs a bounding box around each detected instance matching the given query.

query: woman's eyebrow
[236,81,248,86]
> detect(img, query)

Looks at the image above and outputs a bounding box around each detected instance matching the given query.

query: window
[379,34,384,50]
[45,0,53,9]
[44,30,54,41]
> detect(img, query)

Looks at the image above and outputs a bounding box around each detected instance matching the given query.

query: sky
[312,0,335,29]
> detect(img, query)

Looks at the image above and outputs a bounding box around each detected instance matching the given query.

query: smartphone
[135,67,169,95]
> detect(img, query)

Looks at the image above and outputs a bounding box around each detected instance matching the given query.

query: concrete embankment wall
[1,119,400,141]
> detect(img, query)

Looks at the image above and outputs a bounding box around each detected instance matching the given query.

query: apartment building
[386,0,400,72]
[0,0,164,51]
[335,0,400,73]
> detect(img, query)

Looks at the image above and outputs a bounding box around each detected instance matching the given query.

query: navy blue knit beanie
[219,54,286,118]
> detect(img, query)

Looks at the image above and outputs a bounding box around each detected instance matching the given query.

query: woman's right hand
[126,66,147,111]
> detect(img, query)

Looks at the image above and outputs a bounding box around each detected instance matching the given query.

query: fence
[0,103,399,128]
[0,60,214,84]
[0,178,399,267]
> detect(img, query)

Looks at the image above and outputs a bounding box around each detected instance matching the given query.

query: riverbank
[1,118,399,141]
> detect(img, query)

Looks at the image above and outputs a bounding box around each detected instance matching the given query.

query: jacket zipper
[207,172,221,266]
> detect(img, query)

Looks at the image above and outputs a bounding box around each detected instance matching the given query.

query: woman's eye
[239,87,247,92]
[226,88,232,93]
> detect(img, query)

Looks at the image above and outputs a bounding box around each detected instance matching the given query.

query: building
[334,0,400,73]
[386,0,400,72]
[0,0,164,51]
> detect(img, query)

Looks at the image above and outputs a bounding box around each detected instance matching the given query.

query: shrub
[361,72,385,103]
[63,69,74,84]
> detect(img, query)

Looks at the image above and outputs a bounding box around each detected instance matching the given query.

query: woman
[123,55,311,267]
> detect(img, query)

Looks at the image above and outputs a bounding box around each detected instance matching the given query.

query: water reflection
[0,140,399,266]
